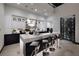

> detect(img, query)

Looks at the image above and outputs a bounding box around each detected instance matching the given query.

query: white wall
[46,16,60,33]
[5,5,46,34]
[0,4,4,51]
[54,3,79,43]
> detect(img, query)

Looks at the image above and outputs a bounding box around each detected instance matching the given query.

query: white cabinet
[0,4,4,51]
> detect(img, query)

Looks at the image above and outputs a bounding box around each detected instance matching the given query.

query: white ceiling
[5,3,54,17]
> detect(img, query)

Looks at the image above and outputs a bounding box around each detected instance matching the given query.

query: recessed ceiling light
[35,9,37,11]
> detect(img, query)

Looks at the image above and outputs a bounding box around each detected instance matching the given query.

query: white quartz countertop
[20,32,59,44]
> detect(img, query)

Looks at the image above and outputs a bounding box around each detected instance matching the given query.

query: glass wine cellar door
[60,15,75,42]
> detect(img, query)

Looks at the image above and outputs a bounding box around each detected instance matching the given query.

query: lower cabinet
[4,34,20,46]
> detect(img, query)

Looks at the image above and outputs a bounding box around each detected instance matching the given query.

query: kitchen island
[20,33,59,56]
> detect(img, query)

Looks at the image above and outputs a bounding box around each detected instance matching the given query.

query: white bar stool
[42,38,49,56]
[30,41,40,56]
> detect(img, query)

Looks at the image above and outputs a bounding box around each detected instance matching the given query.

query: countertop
[20,32,59,44]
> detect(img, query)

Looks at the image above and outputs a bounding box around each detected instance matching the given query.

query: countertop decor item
[12,29,16,34]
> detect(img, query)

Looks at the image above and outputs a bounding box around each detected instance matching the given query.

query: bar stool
[51,34,57,45]
[43,39,49,50]
[42,38,49,56]
[48,37,52,46]
[30,41,40,56]
[57,34,61,48]
[49,34,57,51]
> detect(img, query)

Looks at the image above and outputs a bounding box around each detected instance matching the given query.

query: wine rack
[60,15,75,42]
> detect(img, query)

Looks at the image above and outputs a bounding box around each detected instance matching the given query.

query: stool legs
[45,44,48,51]
[35,45,40,56]
[31,47,38,56]
[57,38,60,48]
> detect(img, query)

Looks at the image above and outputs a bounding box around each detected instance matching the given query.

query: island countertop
[20,32,59,44]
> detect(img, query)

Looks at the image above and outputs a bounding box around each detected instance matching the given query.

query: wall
[0,4,4,51]
[54,3,79,43]
[4,5,46,34]
[46,16,60,33]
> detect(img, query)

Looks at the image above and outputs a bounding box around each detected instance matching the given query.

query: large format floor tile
[0,43,20,56]
[36,40,79,56]
[0,40,79,56]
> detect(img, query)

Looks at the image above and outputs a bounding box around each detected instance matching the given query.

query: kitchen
[0,3,79,56]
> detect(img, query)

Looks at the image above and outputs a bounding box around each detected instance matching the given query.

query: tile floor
[0,43,20,56]
[0,40,79,56]
[36,40,79,56]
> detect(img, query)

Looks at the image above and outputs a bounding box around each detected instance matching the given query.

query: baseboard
[63,39,79,45]
[0,45,4,54]
[74,42,79,45]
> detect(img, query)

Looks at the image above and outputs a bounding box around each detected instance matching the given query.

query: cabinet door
[4,34,19,46]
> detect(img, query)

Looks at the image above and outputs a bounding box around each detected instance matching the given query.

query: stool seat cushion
[42,40,48,43]
[30,41,39,46]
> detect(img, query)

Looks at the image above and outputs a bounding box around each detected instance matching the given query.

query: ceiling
[5,3,64,17]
